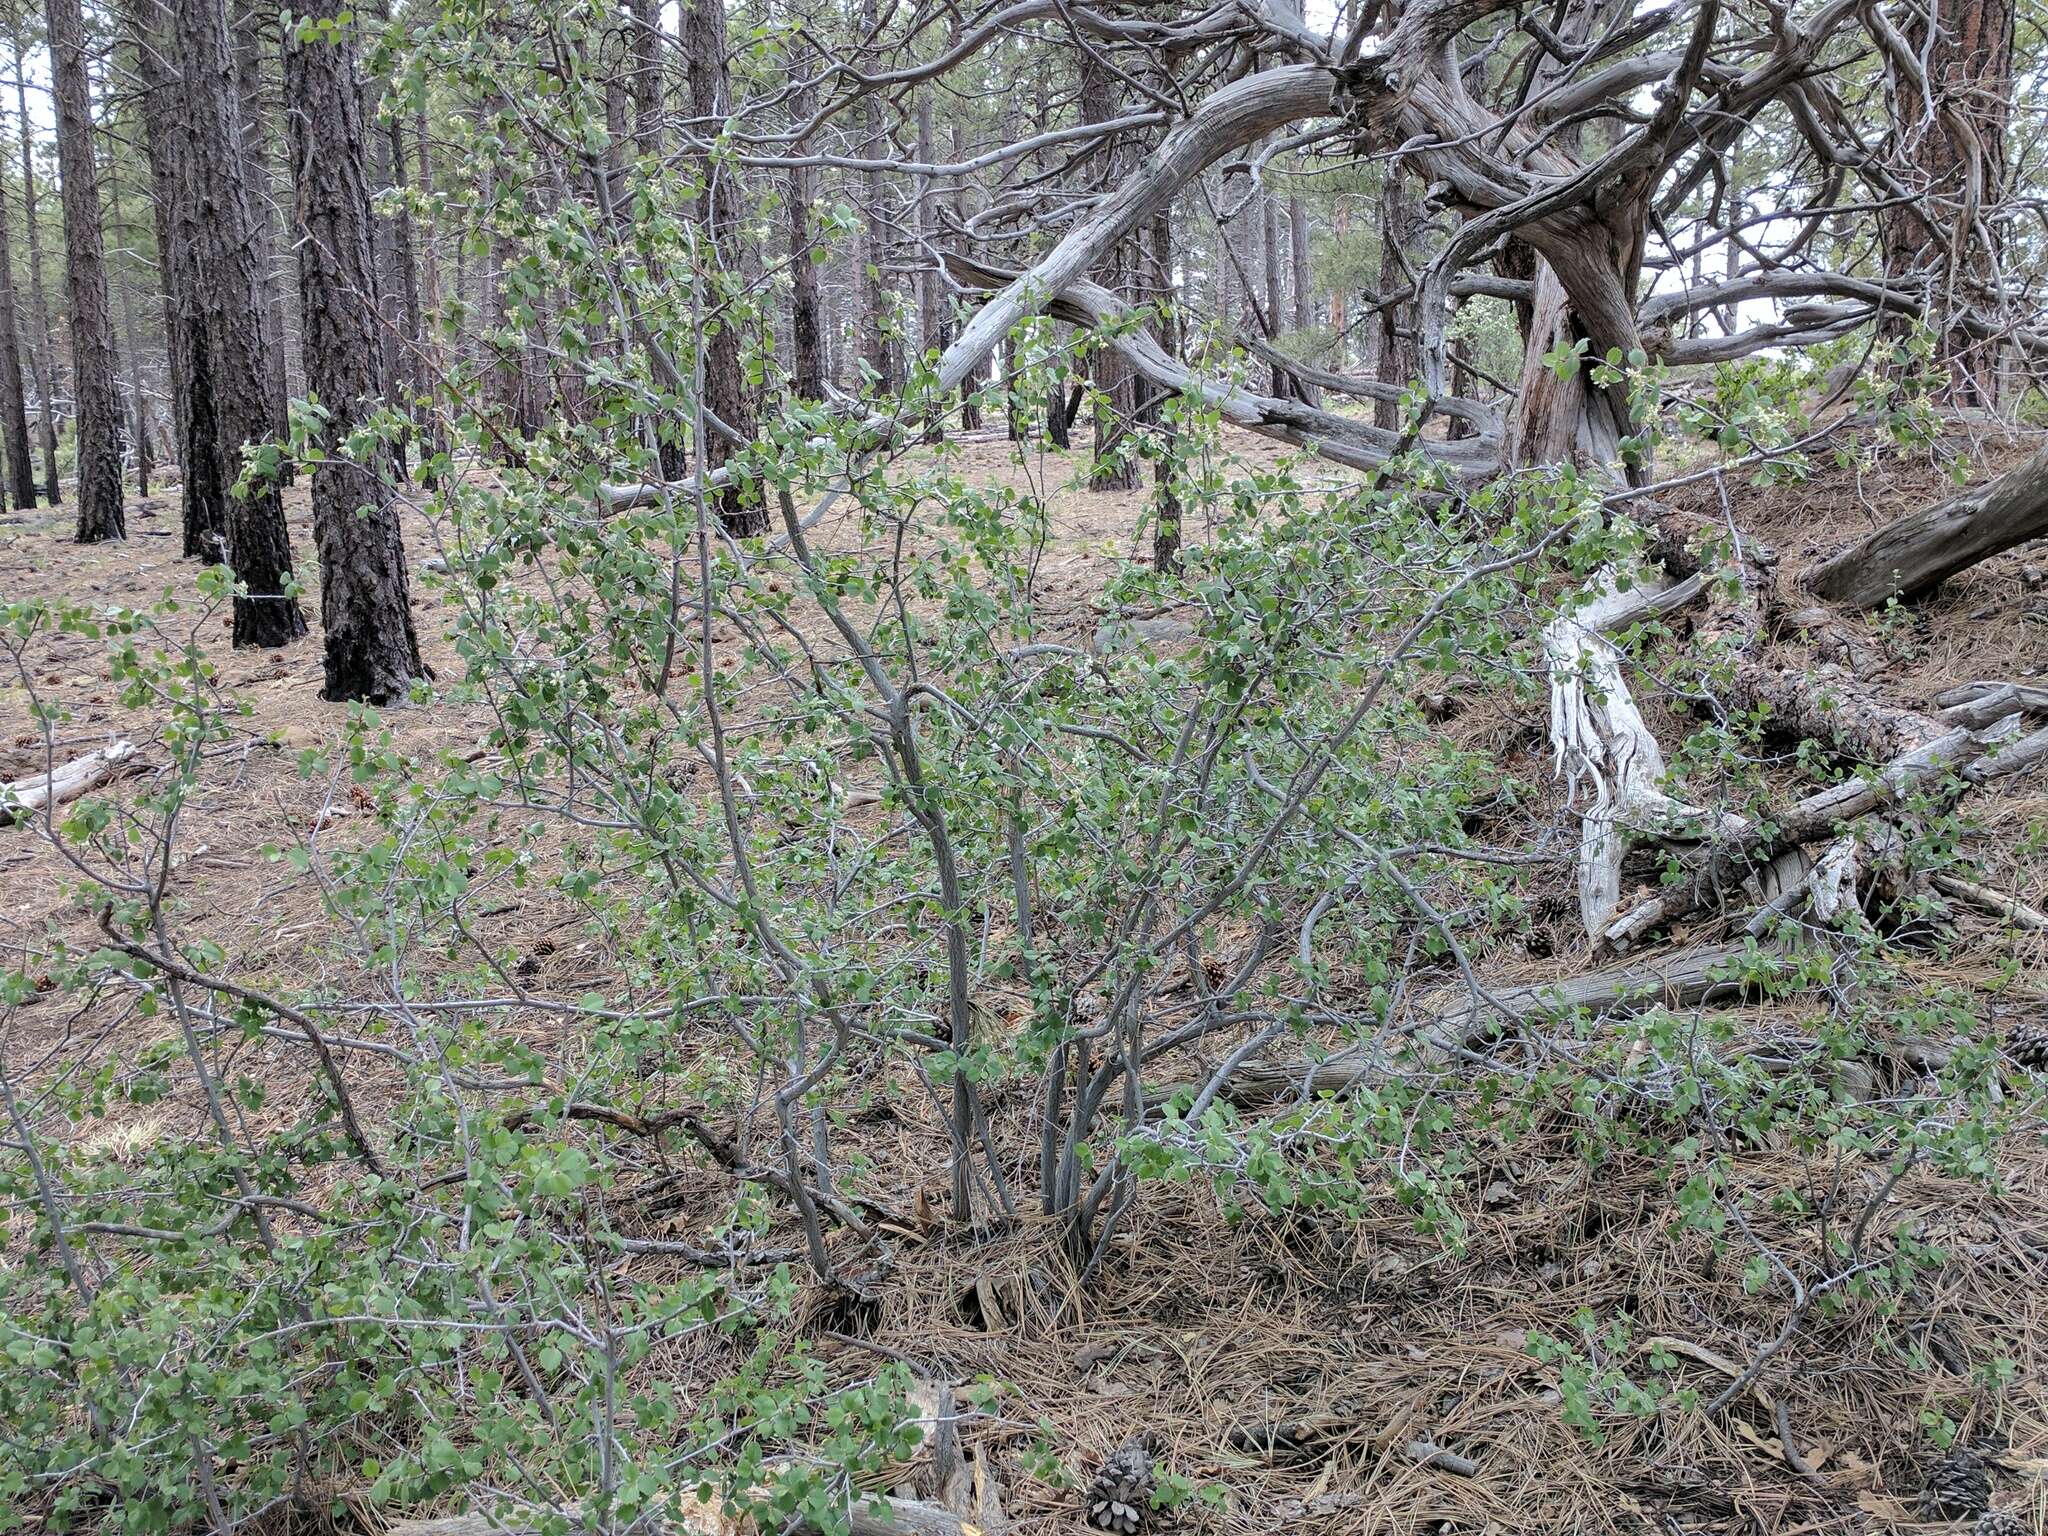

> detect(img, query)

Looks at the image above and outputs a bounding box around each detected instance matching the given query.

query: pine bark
[1262,194,1285,396]
[950,119,980,431]
[1287,195,1318,407]
[286,0,425,702]
[1148,207,1181,573]
[13,50,62,507]
[176,0,305,640]
[855,0,895,393]
[787,38,826,402]
[915,89,944,442]
[106,168,152,500]
[127,0,226,558]
[0,98,34,510]
[1372,164,1419,433]
[628,0,662,151]
[682,0,760,532]
[232,13,294,430]
[44,0,126,540]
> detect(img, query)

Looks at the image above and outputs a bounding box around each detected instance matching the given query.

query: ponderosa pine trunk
[950,119,980,431]
[13,48,61,508]
[0,106,35,511]
[1079,48,1137,490]
[855,0,895,394]
[233,11,295,426]
[915,89,945,442]
[285,0,425,702]
[44,0,126,541]
[1149,206,1181,574]
[681,0,760,533]
[1262,194,1285,396]
[106,169,152,500]
[176,0,305,642]
[127,0,226,558]
[628,0,661,151]
[787,35,825,402]
[387,114,425,473]
[1288,195,1317,407]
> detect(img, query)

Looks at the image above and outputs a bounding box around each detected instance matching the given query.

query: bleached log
[0,741,136,824]
[1602,718,2023,949]
[1542,568,1745,940]
[1932,873,2048,932]
[383,1492,990,1536]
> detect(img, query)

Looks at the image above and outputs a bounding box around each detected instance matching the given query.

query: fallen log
[1932,873,2048,932]
[1427,939,1771,1038]
[383,1492,989,1536]
[1805,440,2048,609]
[1936,679,2048,727]
[0,741,137,824]
[1601,718,2022,950]
[1726,658,1950,760]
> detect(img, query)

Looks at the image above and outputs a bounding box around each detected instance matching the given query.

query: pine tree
[44,0,126,541]
[174,0,305,642]
[285,0,425,702]
[0,105,35,511]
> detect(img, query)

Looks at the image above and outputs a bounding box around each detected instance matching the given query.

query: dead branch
[1,741,137,824]
[1805,440,2048,609]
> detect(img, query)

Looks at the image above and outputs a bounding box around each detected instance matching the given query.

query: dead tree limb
[382,1492,993,1536]
[1805,440,2048,609]
[945,253,1499,474]
[1,741,136,823]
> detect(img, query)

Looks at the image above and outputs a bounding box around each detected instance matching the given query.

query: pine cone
[2007,1016,2048,1072]
[1085,1434,1159,1534]
[1977,1511,2031,1536]
[1920,1448,1992,1520]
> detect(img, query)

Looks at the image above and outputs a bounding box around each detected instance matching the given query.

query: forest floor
[4,423,2048,1535]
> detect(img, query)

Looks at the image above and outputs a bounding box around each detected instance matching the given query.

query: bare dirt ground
[6,425,2048,1535]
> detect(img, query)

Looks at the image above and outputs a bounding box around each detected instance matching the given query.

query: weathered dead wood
[1601,718,2024,950]
[383,1492,992,1536]
[1725,659,1950,760]
[1543,568,1745,937]
[1963,723,2048,784]
[1146,1052,1390,1111]
[1932,873,2048,931]
[1427,939,1774,1037]
[943,253,1498,476]
[0,740,136,823]
[1805,440,2048,609]
[1937,679,2048,726]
